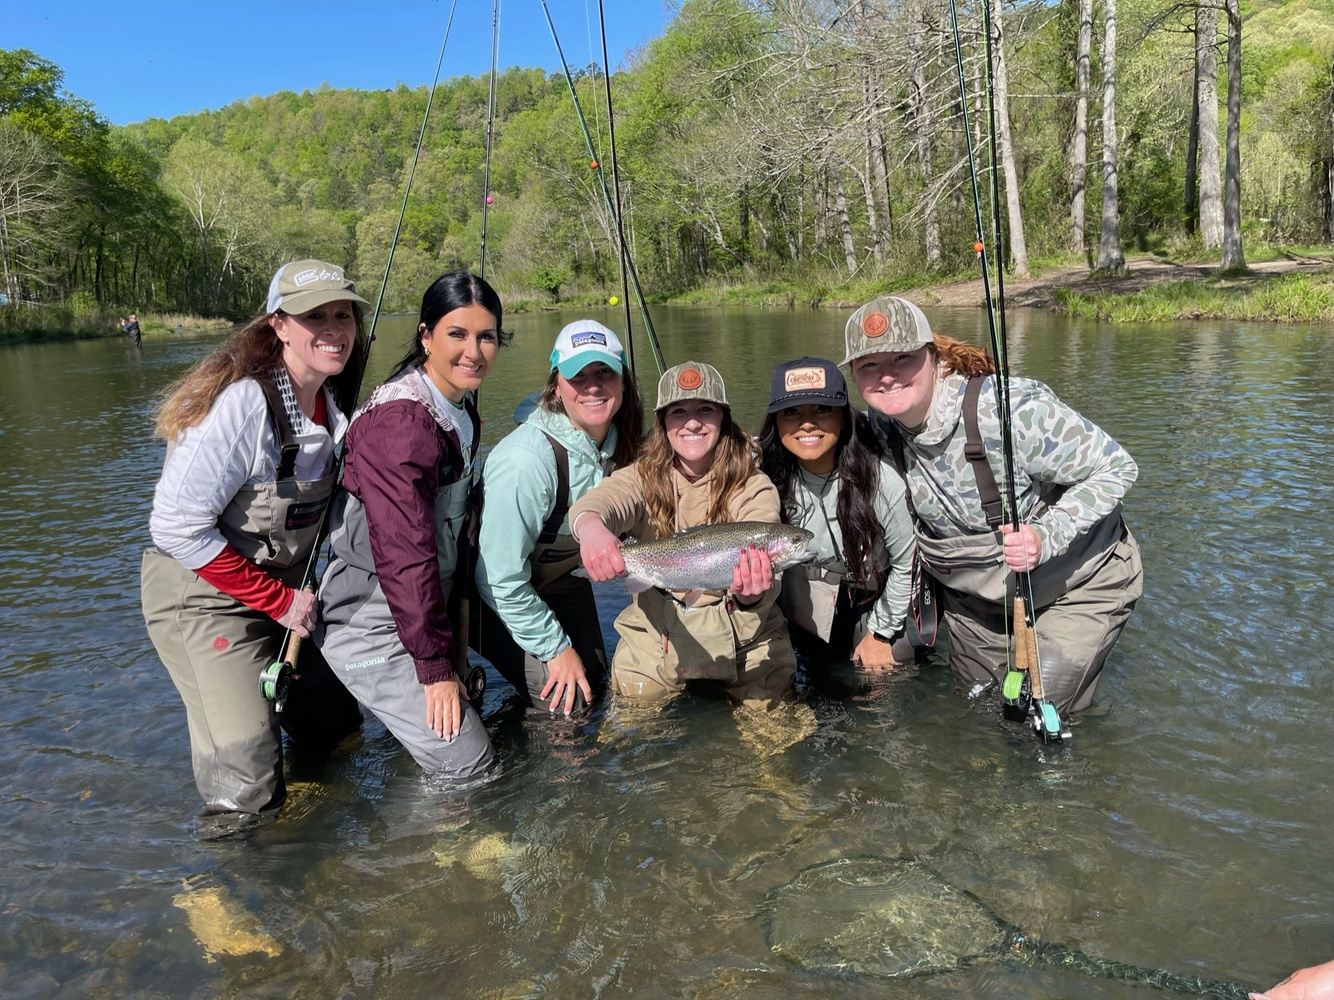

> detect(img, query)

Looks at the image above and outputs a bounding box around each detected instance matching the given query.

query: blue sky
[10,1,673,125]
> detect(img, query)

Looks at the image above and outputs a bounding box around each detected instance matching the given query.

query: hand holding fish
[575,514,627,583]
[540,646,593,716]
[1000,522,1043,573]
[729,545,773,601]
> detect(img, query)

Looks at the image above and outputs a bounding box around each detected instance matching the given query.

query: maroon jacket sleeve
[343,400,465,684]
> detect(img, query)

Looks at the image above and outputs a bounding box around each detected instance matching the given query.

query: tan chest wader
[316,374,492,776]
[141,379,360,820]
[609,524,797,712]
[888,376,1143,717]
[472,433,609,713]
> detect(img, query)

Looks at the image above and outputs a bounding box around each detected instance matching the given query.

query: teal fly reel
[258,659,293,712]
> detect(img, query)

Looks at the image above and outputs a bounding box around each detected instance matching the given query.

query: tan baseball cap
[655,360,728,411]
[266,259,368,315]
[841,295,934,367]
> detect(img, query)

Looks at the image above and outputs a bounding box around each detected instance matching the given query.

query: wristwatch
[872,628,905,645]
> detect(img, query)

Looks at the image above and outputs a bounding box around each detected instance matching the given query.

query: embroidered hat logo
[783,367,827,392]
[570,331,607,348]
[677,367,704,390]
[862,312,889,337]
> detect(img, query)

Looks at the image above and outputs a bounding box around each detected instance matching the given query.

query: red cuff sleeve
[195,545,292,618]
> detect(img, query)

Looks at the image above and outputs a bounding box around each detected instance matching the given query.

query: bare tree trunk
[857,155,884,269]
[1197,2,1223,249]
[989,0,1030,277]
[831,163,859,275]
[909,17,942,268]
[1324,57,1334,242]
[1096,0,1125,273]
[1070,0,1092,252]
[1220,0,1245,270]
[1184,7,1199,235]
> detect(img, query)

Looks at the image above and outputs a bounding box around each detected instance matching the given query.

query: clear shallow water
[1,307,1331,997]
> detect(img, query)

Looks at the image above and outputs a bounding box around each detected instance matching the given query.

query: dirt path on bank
[902,254,1334,310]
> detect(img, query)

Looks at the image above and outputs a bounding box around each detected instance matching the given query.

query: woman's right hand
[577,515,626,583]
[423,677,466,741]
[276,588,317,637]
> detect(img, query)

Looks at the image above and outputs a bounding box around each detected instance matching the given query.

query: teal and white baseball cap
[550,320,626,378]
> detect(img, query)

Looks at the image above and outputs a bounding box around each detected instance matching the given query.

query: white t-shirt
[149,377,348,569]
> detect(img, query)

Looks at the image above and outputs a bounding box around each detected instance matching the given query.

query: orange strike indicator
[590,159,600,170]
[973,241,984,254]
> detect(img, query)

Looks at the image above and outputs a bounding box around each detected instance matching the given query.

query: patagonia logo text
[784,367,826,391]
[571,331,607,347]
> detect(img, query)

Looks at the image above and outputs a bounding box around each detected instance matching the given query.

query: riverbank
[654,252,1334,324]
[898,253,1334,323]
[0,308,233,345]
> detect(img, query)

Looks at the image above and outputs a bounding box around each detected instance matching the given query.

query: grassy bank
[0,305,233,344]
[1053,269,1334,323]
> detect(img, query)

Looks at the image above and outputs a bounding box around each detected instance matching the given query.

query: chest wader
[473,433,610,713]
[141,379,359,820]
[611,547,797,711]
[781,566,917,672]
[889,377,1143,716]
[316,376,493,777]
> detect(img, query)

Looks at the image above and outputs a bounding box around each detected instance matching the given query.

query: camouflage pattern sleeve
[1009,379,1138,561]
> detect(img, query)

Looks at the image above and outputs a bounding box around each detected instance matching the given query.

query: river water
[2,305,1331,998]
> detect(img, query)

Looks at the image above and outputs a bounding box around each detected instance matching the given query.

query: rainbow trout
[616,522,815,593]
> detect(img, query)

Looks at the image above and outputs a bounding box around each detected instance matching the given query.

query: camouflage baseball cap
[266,258,368,315]
[655,360,729,411]
[841,295,934,367]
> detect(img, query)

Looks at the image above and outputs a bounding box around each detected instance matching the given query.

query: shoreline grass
[1053,270,1334,324]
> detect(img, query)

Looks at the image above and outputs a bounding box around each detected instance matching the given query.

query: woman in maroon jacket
[316,272,508,775]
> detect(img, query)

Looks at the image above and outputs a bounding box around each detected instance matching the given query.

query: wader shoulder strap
[536,432,572,545]
[257,378,300,481]
[963,375,1004,529]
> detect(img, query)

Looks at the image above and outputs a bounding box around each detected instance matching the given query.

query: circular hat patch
[862,311,889,337]
[677,367,704,390]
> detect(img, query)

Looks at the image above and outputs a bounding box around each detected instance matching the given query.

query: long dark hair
[758,405,886,595]
[388,271,512,381]
[537,367,646,469]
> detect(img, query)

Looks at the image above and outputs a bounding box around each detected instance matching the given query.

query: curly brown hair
[932,334,996,377]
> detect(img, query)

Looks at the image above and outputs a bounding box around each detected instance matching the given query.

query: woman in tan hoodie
[569,361,797,709]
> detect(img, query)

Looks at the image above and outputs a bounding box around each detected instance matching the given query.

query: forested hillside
[2,0,1331,321]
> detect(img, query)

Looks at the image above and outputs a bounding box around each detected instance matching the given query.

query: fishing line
[946,0,1059,738]
[596,0,638,373]
[263,0,462,706]
[480,0,502,281]
[538,0,666,375]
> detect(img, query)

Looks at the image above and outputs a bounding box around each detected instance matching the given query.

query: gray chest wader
[473,432,610,713]
[316,380,492,776]
[141,379,360,820]
[887,377,1142,715]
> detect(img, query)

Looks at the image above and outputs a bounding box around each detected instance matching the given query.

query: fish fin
[571,567,589,579]
[622,577,656,594]
[679,588,705,604]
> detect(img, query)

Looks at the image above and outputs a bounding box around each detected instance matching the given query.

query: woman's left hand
[423,678,465,741]
[852,632,900,672]
[1000,523,1043,573]
[730,545,773,601]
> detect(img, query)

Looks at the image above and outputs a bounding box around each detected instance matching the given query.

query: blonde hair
[154,306,366,441]
[639,407,758,540]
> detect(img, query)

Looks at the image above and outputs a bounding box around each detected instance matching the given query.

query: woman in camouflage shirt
[843,295,1142,721]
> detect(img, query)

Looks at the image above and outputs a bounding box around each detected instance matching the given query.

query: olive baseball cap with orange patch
[840,295,934,367]
[655,360,728,411]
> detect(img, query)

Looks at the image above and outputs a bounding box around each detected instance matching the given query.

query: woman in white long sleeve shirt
[142,259,366,833]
